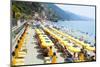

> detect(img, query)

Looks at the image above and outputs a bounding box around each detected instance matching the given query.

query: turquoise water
[52,20,95,45]
[54,20,95,37]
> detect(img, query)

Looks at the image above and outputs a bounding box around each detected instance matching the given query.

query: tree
[15,12,22,20]
[12,5,20,18]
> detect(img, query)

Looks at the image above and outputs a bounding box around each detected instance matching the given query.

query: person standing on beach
[78,48,85,61]
[48,46,53,57]
[35,18,41,28]
[51,52,57,63]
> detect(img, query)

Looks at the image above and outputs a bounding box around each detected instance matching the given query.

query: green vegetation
[15,12,21,20]
[12,1,61,24]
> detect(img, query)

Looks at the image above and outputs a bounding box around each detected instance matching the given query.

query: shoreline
[46,20,95,46]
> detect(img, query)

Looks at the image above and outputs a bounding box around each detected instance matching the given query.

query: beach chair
[17,51,26,58]
[12,57,25,65]
[44,57,51,63]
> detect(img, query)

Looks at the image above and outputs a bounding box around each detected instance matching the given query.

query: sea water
[52,20,96,45]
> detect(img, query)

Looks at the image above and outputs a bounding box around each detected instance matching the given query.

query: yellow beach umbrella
[67,46,81,52]
[86,46,95,51]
